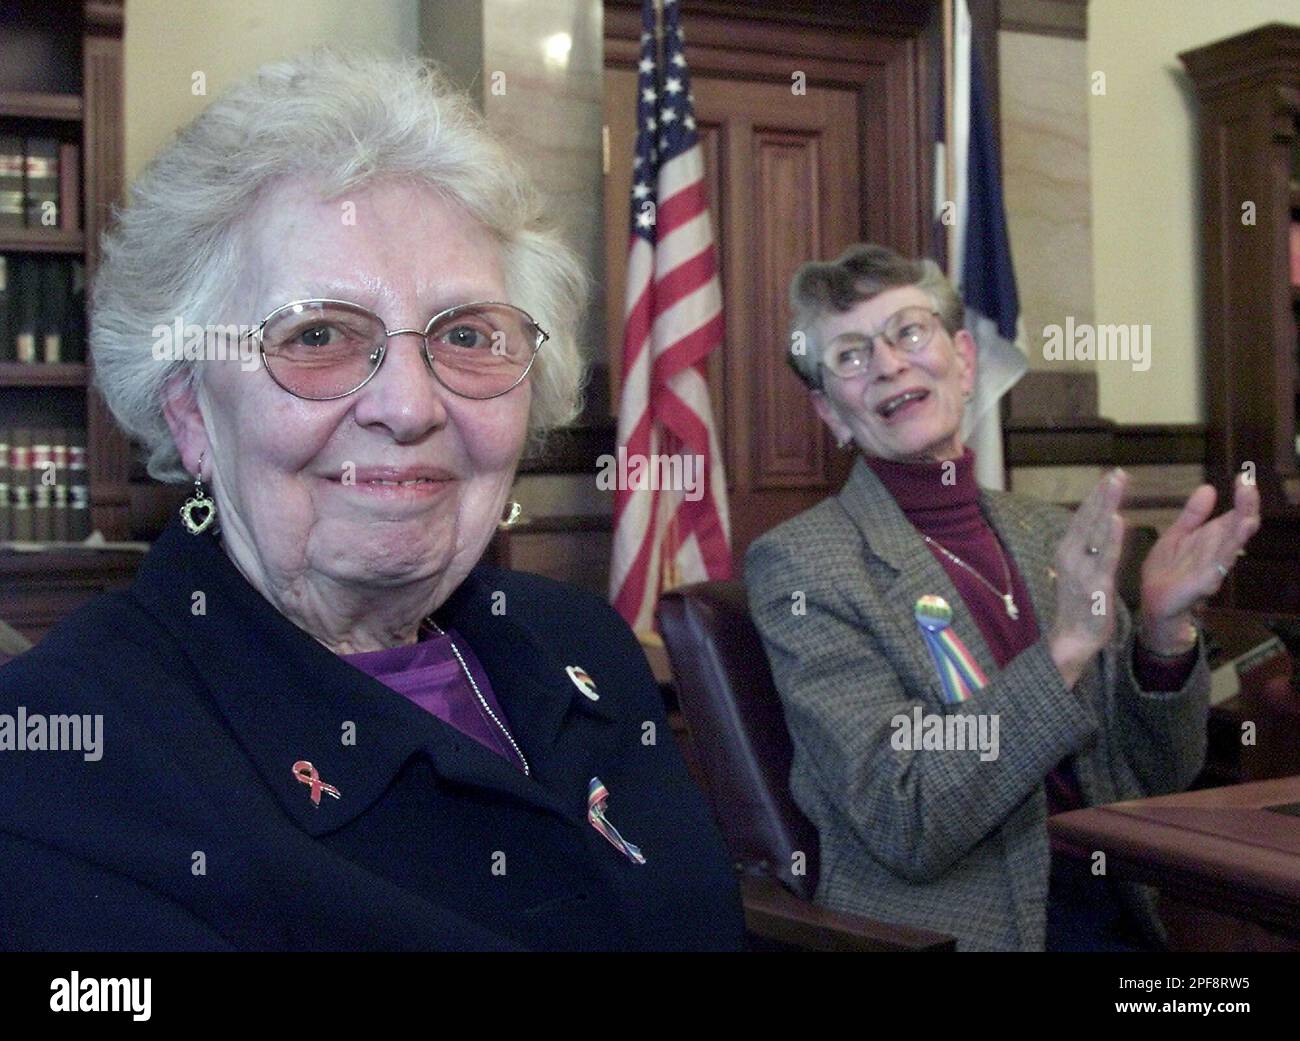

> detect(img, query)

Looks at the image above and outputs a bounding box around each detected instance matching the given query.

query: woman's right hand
[1048,469,1128,689]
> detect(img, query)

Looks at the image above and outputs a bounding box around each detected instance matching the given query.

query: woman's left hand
[1137,475,1261,653]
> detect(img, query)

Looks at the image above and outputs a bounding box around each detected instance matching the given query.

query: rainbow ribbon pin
[914,595,988,704]
[587,777,646,865]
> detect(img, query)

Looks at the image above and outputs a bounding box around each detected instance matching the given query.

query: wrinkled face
[811,284,975,462]
[165,178,529,606]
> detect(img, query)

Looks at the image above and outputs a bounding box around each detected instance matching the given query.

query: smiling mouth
[323,467,457,498]
[877,389,929,419]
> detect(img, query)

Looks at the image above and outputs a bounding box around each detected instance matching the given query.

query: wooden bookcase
[0,1,142,641]
[1182,24,1300,611]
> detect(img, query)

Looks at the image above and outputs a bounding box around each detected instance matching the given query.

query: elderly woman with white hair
[744,243,1259,951]
[0,51,743,952]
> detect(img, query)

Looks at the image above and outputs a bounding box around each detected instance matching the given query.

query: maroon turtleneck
[864,448,1038,667]
[863,447,1193,816]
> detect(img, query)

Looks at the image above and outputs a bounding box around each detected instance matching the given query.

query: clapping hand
[1048,469,1128,688]
[1047,470,1260,688]
[1137,475,1260,654]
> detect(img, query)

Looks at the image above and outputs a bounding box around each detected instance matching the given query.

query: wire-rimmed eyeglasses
[819,306,944,381]
[247,298,549,401]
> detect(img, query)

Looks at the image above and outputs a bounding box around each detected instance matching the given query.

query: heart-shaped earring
[498,500,523,529]
[180,452,216,535]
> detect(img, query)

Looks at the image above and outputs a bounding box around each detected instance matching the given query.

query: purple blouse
[341,627,526,772]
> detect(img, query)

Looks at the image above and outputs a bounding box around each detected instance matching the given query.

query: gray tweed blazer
[744,457,1210,951]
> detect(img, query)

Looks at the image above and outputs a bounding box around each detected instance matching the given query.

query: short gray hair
[92,49,587,483]
[787,243,962,389]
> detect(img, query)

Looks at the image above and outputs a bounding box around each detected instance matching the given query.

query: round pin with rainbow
[914,594,953,632]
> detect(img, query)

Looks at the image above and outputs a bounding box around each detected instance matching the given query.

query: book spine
[39,258,68,364]
[51,429,68,542]
[0,255,11,363]
[57,142,80,232]
[23,137,59,229]
[31,430,52,542]
[64,260,86,363]
[68,438,90,540]
[0,134,22,229]
[0,428,10,542]
[14,255,38,363]
[10,429,32,541]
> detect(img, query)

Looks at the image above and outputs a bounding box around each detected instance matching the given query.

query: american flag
[609,0,731,634]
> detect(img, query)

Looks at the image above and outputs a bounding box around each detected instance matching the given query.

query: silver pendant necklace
[922,535,1020,620]
[421,618,530,776]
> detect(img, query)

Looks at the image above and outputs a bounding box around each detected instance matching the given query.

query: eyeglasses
[820,306,944,381]
[249,299,549,401]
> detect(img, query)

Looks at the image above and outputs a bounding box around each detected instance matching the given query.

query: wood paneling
[0,548,142,644]
[1181,26,1300,610]
[1000,0,1086,40]
[495,518,614,597]
[82,7,130,540]
[751,130,824,488]
[1005,422,1205,468]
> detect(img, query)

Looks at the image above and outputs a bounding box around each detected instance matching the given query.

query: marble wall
[124,0,419,182]
[1089,0,1300,425]
[999,28,1094,374]
[1000,23,1203,523]
[485,0,606,407]
[422,0,607,415]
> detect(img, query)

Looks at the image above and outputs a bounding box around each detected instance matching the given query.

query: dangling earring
[180,451,217,535]
[498,500,523,530]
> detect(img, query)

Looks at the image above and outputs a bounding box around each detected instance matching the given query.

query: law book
[30,429,52,542]
[14,255,39,363]
[0,135,22,229]
[63,260,86,362]
[51,429,68,542]
[0,255,12,362]
[0,428,10,542]
[38,258,68,364]
[23,137,59,228]
[57,142,81,232]
[9,429,32,541]
[68,438,90,541]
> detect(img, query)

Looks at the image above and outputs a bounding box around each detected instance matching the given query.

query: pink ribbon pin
[292,760,341,806]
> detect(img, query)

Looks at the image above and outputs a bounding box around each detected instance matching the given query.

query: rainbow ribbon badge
[914,595,988,704]
[587,777,646,865]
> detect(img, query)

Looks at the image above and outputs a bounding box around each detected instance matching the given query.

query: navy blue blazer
[0,520,745,951]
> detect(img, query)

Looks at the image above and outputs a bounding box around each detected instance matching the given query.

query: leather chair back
[0,618,32,667]
[657,581,820,899]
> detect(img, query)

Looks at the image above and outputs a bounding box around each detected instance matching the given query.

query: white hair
[92,49,587,483]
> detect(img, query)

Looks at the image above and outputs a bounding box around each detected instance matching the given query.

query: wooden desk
[1050,776,1300,940]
